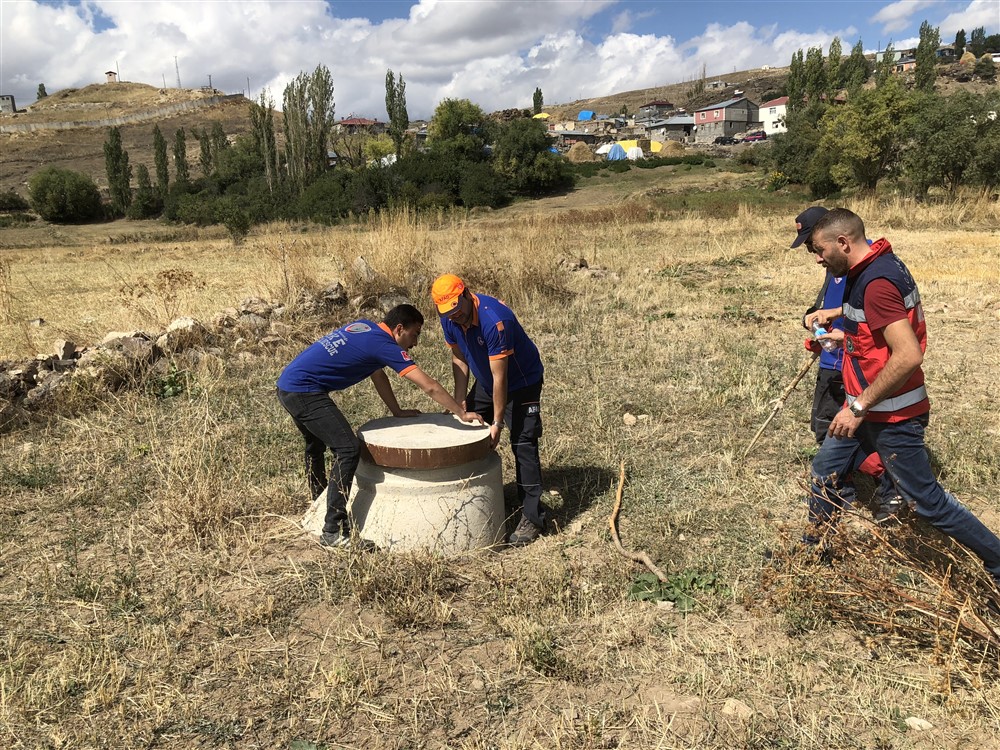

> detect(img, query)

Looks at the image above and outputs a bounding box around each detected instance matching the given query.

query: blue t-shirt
[820,273,847,371]
[440,293,543,395]
[277,320,417,393]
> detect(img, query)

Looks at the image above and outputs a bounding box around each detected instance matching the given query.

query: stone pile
[0,280,355,432]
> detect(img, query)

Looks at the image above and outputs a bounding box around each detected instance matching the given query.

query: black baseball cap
[791,206,829,248]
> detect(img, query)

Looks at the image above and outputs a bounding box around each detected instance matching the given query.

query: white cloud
[0,0,864,122]
[870,0,940,34]
[936,0,1000,37]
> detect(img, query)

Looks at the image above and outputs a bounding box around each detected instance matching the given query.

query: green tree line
[26,63,571,238]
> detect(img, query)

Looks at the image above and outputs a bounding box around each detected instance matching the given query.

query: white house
[760,96,789,135]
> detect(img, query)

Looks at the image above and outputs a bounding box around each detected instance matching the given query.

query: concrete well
[302,414,505,554]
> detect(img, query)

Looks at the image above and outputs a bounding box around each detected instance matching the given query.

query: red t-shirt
[863,279,908,331]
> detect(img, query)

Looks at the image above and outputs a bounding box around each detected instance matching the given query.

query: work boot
[508,514,543,547]
[874,495,905,524]
[319,530,350,548]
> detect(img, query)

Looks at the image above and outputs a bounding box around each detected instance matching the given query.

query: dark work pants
[277,388,359,534]
[468,379,545,527]
[808,415,1000,583]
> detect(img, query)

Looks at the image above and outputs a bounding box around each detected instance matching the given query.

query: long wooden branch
[741,351,819,460]
[609,459,669,583]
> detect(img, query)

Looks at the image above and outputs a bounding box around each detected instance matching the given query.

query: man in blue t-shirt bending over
[431,274,546,547]
[277,304,483,547]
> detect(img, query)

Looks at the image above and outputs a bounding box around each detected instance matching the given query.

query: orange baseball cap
[431,274,465,314]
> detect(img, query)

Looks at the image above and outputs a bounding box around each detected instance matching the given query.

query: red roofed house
[761,96,789,135]
[336,116,386,135]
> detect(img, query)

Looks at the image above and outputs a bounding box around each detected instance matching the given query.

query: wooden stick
[609,459,669,583]
[741,351,819,460]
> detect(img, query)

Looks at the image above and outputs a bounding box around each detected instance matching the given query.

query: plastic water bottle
[810,321,839,353]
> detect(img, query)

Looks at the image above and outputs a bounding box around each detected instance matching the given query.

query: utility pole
[208,74,212,90]
[116,60,121,82]
[175,56,182,89]
[247,77,251,98]
[162,73,166,88]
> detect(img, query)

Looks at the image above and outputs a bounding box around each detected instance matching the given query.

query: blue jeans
[807,415,1000,582]
[277,388,359,534]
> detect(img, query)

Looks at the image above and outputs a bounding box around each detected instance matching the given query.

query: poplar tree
[954,29,966,57]
[533,87,543,115]
[249,91,277,193]
[842,39,871,93]
[385,69,409,159]
[153,125,169,197]
[875,42,896,87]
[787,49,805,111]
[827,37,843,94]
[804,47,827,104]
[283,64,335,193]
[969,26,986,57]
[36,83,47,100]
[915,20,941,91]
[173,128,189,185]
[103,126,132,215]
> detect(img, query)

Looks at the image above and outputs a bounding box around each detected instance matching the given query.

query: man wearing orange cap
[277,304,483,548]
[431,274,547,546]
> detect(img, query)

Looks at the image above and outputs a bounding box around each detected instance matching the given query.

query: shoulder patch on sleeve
[496,321,504,332]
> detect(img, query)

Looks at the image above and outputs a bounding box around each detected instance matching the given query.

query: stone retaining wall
[0,94,246,134]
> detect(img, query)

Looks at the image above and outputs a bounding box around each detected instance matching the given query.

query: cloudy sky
[1,0,996,119]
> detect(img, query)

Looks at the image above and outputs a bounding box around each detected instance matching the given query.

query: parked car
[742,131,767,142]
[713,136,738,145]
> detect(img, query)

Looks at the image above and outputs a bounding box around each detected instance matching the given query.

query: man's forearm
[858,354,919,409]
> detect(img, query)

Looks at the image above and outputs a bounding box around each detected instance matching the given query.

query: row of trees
[26,64,569,231]
[769,80,1000,198]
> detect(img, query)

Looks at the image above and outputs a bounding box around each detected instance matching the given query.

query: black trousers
[467,378,545,527]
[276,388,358,534]
[811,367,846,445]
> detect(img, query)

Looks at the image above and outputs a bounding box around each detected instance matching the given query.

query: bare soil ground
[2,167,1000,748]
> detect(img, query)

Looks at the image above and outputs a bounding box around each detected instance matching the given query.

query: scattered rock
[321,281,348,308]
[721,698,753,721]
[238,297,274,317]
[28,318,45,327]
[378,294,410,313]
[101,330,151,348]
[53,339,75,360]
[354,255,377,283]
[237,313,269,334]
[623,412,638,427]
[156,317,207,353]
[905,717,933,731]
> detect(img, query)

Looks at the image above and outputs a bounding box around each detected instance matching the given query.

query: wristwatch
[848,401,867,418]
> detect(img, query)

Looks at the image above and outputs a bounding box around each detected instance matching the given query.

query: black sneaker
[508,515,543,547]
[874,496,905,524]
[319,530,351,548]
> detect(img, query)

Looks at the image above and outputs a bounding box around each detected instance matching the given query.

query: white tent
[626,147,644,161]
[594,143,613,155]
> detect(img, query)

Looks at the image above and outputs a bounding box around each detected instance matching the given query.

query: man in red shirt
[803,208,1000,587]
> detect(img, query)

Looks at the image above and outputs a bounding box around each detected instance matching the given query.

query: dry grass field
[2,168,1000,749]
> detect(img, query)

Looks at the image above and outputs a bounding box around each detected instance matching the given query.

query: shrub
[0,189,30,212]
[459,161,509,208]
[28,167,103,223]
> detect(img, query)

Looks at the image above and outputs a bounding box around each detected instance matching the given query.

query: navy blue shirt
[820,274,847,371]
[440,294,542,395]
[277,320,416,393]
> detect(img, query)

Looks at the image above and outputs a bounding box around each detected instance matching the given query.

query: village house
[760,96,789,135]
[642,114,694,142]
[335,116,386,135]
[637,99,674,119]
[693,96,760,143]
[0,94,16,114]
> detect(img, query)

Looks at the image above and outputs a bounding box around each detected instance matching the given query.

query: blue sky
[2,1,996,119]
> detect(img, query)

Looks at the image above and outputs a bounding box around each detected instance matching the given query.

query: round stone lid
[357,413,492,469]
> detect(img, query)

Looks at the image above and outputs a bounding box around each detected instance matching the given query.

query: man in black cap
[792,207,897,521]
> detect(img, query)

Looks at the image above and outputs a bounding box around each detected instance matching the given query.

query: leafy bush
[459,161,509,208]
[0,213,36,228]
[28,167,103,223]
[0,189,30,212]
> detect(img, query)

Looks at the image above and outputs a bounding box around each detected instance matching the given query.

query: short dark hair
[812,207,866,244]
[383,304,424,329]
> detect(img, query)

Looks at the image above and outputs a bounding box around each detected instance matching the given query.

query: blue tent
[548,146,560,154]
[578,110,595,121]
[606,143,627,161]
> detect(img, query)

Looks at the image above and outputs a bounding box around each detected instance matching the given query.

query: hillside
[545,66,789,119]
[0,84,257,194]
